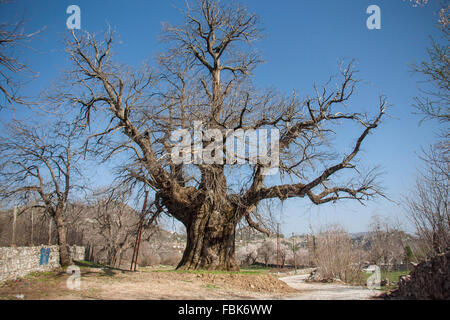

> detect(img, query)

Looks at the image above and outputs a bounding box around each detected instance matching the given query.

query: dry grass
[312,225,364,285]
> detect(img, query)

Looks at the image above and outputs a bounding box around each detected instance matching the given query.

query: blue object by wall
[39,248,50,265]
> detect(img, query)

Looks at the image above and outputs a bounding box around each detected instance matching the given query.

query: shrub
[312,225,363,284]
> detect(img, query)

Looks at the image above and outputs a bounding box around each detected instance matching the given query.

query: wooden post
[11,206,17,247]
[131,191,149,271]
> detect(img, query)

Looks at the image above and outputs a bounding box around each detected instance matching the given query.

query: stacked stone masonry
[0,245,85,282]
[396,249,450,300]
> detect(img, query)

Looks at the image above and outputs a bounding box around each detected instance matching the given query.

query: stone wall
[393,250,450,300]
[0,245,85,282]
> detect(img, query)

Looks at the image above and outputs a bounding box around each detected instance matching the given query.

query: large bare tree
[56,0,386,270]
[0,118,84,266]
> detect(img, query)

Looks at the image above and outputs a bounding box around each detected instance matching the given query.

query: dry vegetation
[310,225,363,285]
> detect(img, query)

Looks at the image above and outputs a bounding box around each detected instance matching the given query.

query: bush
[312,225,363,284]
[257,239,277,266]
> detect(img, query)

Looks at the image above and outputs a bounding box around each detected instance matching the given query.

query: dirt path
[278,274,381,300]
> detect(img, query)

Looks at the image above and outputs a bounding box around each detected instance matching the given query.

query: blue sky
[0,0,445,235]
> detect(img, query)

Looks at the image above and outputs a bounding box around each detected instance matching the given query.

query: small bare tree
[85,188,159,268]
[279,241,292,268]
[406,0,449,258]
[236,243,258,266]
[312,225,363,284]
[0,118,84,266]
[366,215,407,269]
[257,238,277,266]
[406,143,449,256]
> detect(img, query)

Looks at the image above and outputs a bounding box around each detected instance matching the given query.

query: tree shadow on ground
[67,260,133,277]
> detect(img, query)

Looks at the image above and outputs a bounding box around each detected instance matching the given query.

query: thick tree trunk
[54,212,72,267]
[176,208,239,271]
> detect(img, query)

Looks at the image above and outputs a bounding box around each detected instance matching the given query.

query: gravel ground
[278,274,382,300]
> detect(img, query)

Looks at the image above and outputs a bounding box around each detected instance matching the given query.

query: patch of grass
[73,260,114,270]
[152,268,265,275]
[205,283,220,290]
[242,265,272,270]
[382,270,410,283]
[151,264,270,275]
[241,267,270,274]
[140,265,174,272]
[26,271,55,278]
[72,260,99,268]
[25,271,57,282]
[361,269,410,291]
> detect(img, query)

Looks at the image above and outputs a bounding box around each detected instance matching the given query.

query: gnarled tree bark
[177,206,239,270]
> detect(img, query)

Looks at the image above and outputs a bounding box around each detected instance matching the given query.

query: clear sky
[0,0,445,235]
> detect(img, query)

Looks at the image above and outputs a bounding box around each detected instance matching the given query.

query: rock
[390,249,450,300]
[305,269,320,282]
